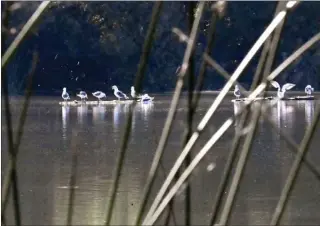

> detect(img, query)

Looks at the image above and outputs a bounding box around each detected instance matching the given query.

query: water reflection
[137,102,154,125]
[113,103,122,131]
[77,105,88,125]
[61,106,70,142]
[233,102,242,127]
[270,100,295,130]
[92,105,106,125]
[3,95,320,225]
[304,101,314,126]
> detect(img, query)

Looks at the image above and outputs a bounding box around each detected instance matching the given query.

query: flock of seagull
[62,82,315,103]
[61,85,154,103]
[233,82,314,99]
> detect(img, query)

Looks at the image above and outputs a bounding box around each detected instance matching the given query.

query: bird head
[63,87,66,91]
[112,85,117,90]
[131,86,135,91]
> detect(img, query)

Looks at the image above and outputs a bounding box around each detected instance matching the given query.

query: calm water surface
[2,93,320,225]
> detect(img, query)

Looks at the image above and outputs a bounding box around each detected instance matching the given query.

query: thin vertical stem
[1,2,17,224]
[1,53,39,220]
[66,130,79,225]
[145,5,288,224]
[105,2,163,225]
[218,104,262,225]
[191,16,217,109]
[250,1,284,90]
[184,2,196,225]
[136,2,205,225]
[1,1,50,69]
[270,106,320,226]
[209,2,286,224]
[1,4,49,220]
[262,1,287,80]
[204,56,320,181]
[144,32,320,225]
[2,45,38,226]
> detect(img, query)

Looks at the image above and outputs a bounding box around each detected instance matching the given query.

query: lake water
[2,93,320,225]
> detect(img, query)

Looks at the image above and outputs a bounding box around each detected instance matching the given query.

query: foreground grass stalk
[135,2,205,225]
[204,55,320,180]
[66,130,80,225]
[218,103,262,225]
[104,2,163,225]
[1,1,50,69]
[209,3,287,223]
[1,52,38,225]
[143,8,289,223]
[143,32,320,225]
[183,2,197,226]
[270,106,320,226]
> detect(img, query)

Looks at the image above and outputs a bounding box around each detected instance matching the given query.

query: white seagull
[271,81,295,99]
[92,91,106,102]
[234,85,240,99]
[62,87,70,102]
[131,86,142,99]
[141,94,154,103]
[77,91,88,101]
[112,85,129,101]
[305,85,314,96]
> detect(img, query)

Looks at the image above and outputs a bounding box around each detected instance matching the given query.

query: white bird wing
[282,83,295,92]
[270,81,280,89]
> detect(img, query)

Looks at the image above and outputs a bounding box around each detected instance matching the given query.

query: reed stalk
[105,2,163,225]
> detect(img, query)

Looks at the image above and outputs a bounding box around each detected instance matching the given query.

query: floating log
[59,100,134,106]
[231,95,315,102]
[231,96,274,102]
[287,95,315,100]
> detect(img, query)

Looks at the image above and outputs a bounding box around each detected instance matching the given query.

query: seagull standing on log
[305,85,314,96]
[131,86,142,99]
[271,81,295,99]
[62,87,70,102]
[112,85,129,101]
[77,91,88,101]
[234,85,240,100]
[92,91,106,102]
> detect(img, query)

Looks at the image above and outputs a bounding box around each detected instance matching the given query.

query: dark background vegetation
[3,1,320,96]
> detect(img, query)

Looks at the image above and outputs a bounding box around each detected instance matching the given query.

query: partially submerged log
[231,95,315,102]
[59,100,134,106]
[286,95,315,100]
[231,96,274,102]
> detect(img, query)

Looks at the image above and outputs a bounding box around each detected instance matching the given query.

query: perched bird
[234,85,240,99]
[131,86,142,99]
[62,87,70,102]
[305,85,314,96]
[141,94,154,102]
[112,85,129,101]
[77,91,88,101]
[271,81,295,99]
[92,91,106,102]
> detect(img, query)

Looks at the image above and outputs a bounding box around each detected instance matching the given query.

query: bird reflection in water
[92,105,106,125]
[233,102,260,135]
[137,102,154,124]
[304,101,314,126]
[269,100,295,134]
[113,103,127,132]
[61,106,70,142]
[77,105,88,125]
[233,101,242,127]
